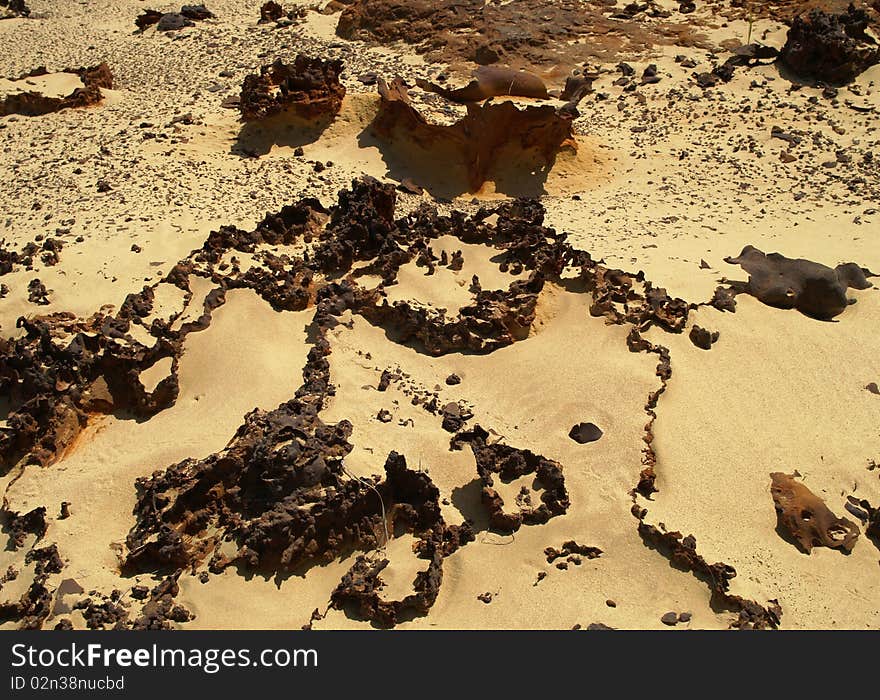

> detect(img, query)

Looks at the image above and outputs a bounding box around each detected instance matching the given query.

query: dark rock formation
[694,43,779,88]
[3,506,48,548]
[770,472,860,554]
[688,325,719,349]
[0,176,749,628]
[845,496,880,550]
[637,519,782,629]
[135,8,163,29]
[0,577,52,629]
[0,272,228,471]
[336,0,714,68]
[136,5,214,31]
[779,4,880,85]
[329,454,474,627]
[156,13,194,31]
[0,0,29,18]
[451,425,569,532]
[180,4,213,20]
[724,245,874,320]
[239,56,345,121]
[130,577,194,629]
[568,422,603,444]
[0,64,113,117]
[544,541,602,563]
[24,544,63,576]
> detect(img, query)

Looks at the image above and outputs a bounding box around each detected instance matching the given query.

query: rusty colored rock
[544,541,602,563]
[0,176,743,628]
[135,9,164,29]
[372,77,584,193]
[0,63,113,117]
[337,0,714,68]
[637,520,782,629]
[0,271,236,471]
[770,472,860,554]
[239,56,345,121]
[329,454,473,627]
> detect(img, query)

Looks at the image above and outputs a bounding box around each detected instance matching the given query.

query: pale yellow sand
[0,72,83,99]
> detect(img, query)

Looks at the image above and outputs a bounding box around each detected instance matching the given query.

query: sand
[1,0,879,630]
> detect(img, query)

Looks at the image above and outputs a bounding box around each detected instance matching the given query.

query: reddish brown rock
[371,77,584,193]
[416,66,550,103]
[770,472,860,554]
[136,5,214,31]
[688,325,719,349]
[0,63,113,117]
[336,0,714,68]
[544,541,602,563]
[239,56,345,121]
[259,0,284,22]
[0,176,739,629]
[637,520,782,629]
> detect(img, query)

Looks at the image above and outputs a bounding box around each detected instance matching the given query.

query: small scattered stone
[568,422,603,444]
[689,325,719,350]
[661,611,679,626]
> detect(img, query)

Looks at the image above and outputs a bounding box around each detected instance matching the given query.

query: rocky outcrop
[0,0,29,19]
[0,271,225,471]
[636,518,782,629]
[779,5,880,84]
[0,64,113,117]
[688,325,719,349]
[259,0,284,22]
[239,56,345,121]
[723,245,874,320]
[451,425,570,532]
[371,76,586,193]
[336,0,714,67]
[329,454,474,627]
[4,175,798,628]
